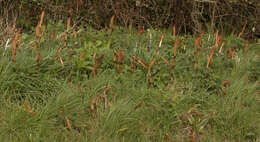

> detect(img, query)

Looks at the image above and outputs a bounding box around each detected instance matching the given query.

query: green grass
[0,23,259,142]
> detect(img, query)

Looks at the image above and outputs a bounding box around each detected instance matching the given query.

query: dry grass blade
[110,15,115,28]
[133,56,147,70]
[25,101,32,113]
[215,30,219,48]
[65,117,72,131]
[12,29,21,63]
[109,15,115,34]
[104,86,112,109]
[39,11,45,28]
[221,81,230,95]
[93,54,104,78]
[158,32,165,51]
[218,41,226,53]
[138,26,145,36]
[67,17,71,31]
[207,47,216,68]
[42,24,46,36]
[35,23,41,39]
[58,48,64,68]
[172,25,176,37]
[238,21,247,38]
[183,45,187,53]
[194,38,199,54]
[25,101,37,115]
[129,20,133,32]
[160,56,171,66]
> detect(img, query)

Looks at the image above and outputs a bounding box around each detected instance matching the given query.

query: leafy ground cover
[0,19,259,142]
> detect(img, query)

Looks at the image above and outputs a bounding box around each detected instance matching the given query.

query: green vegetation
[0,19,259,142]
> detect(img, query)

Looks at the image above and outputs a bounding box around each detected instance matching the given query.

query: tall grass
[0,21,259,142]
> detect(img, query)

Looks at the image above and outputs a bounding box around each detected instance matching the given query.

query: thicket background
[0,0,259,44]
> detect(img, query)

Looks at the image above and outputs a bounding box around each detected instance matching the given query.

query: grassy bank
[0,21,259,141]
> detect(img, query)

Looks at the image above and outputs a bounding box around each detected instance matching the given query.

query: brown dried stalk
[227,48,234,59]
[148,59,156,88]
[221,81,230,95]
[25,101,32,113]
[138,26,145,36]
[42,25,46,36]
[109,15,115,34]
[39,11,45,28]
[35,23,41,39]
[37,52,43,66]
[194,38,199,54]
[93,54,104,78]
[66,117,72,131]
[58,48,64,68]
[104,86,112,109]
[215,30,219,48]
[207,47,216,68]
[67,18,71,31]
[25,101,37,115]
[133,56,147,70]
[183,45,187,53]
[160,56,171,66]
[12,29,21,63]
[238,21,247,38]
[218,41,226,54]
[172,25,176,37]
[129,20,133,32]
[64,18,71,47]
